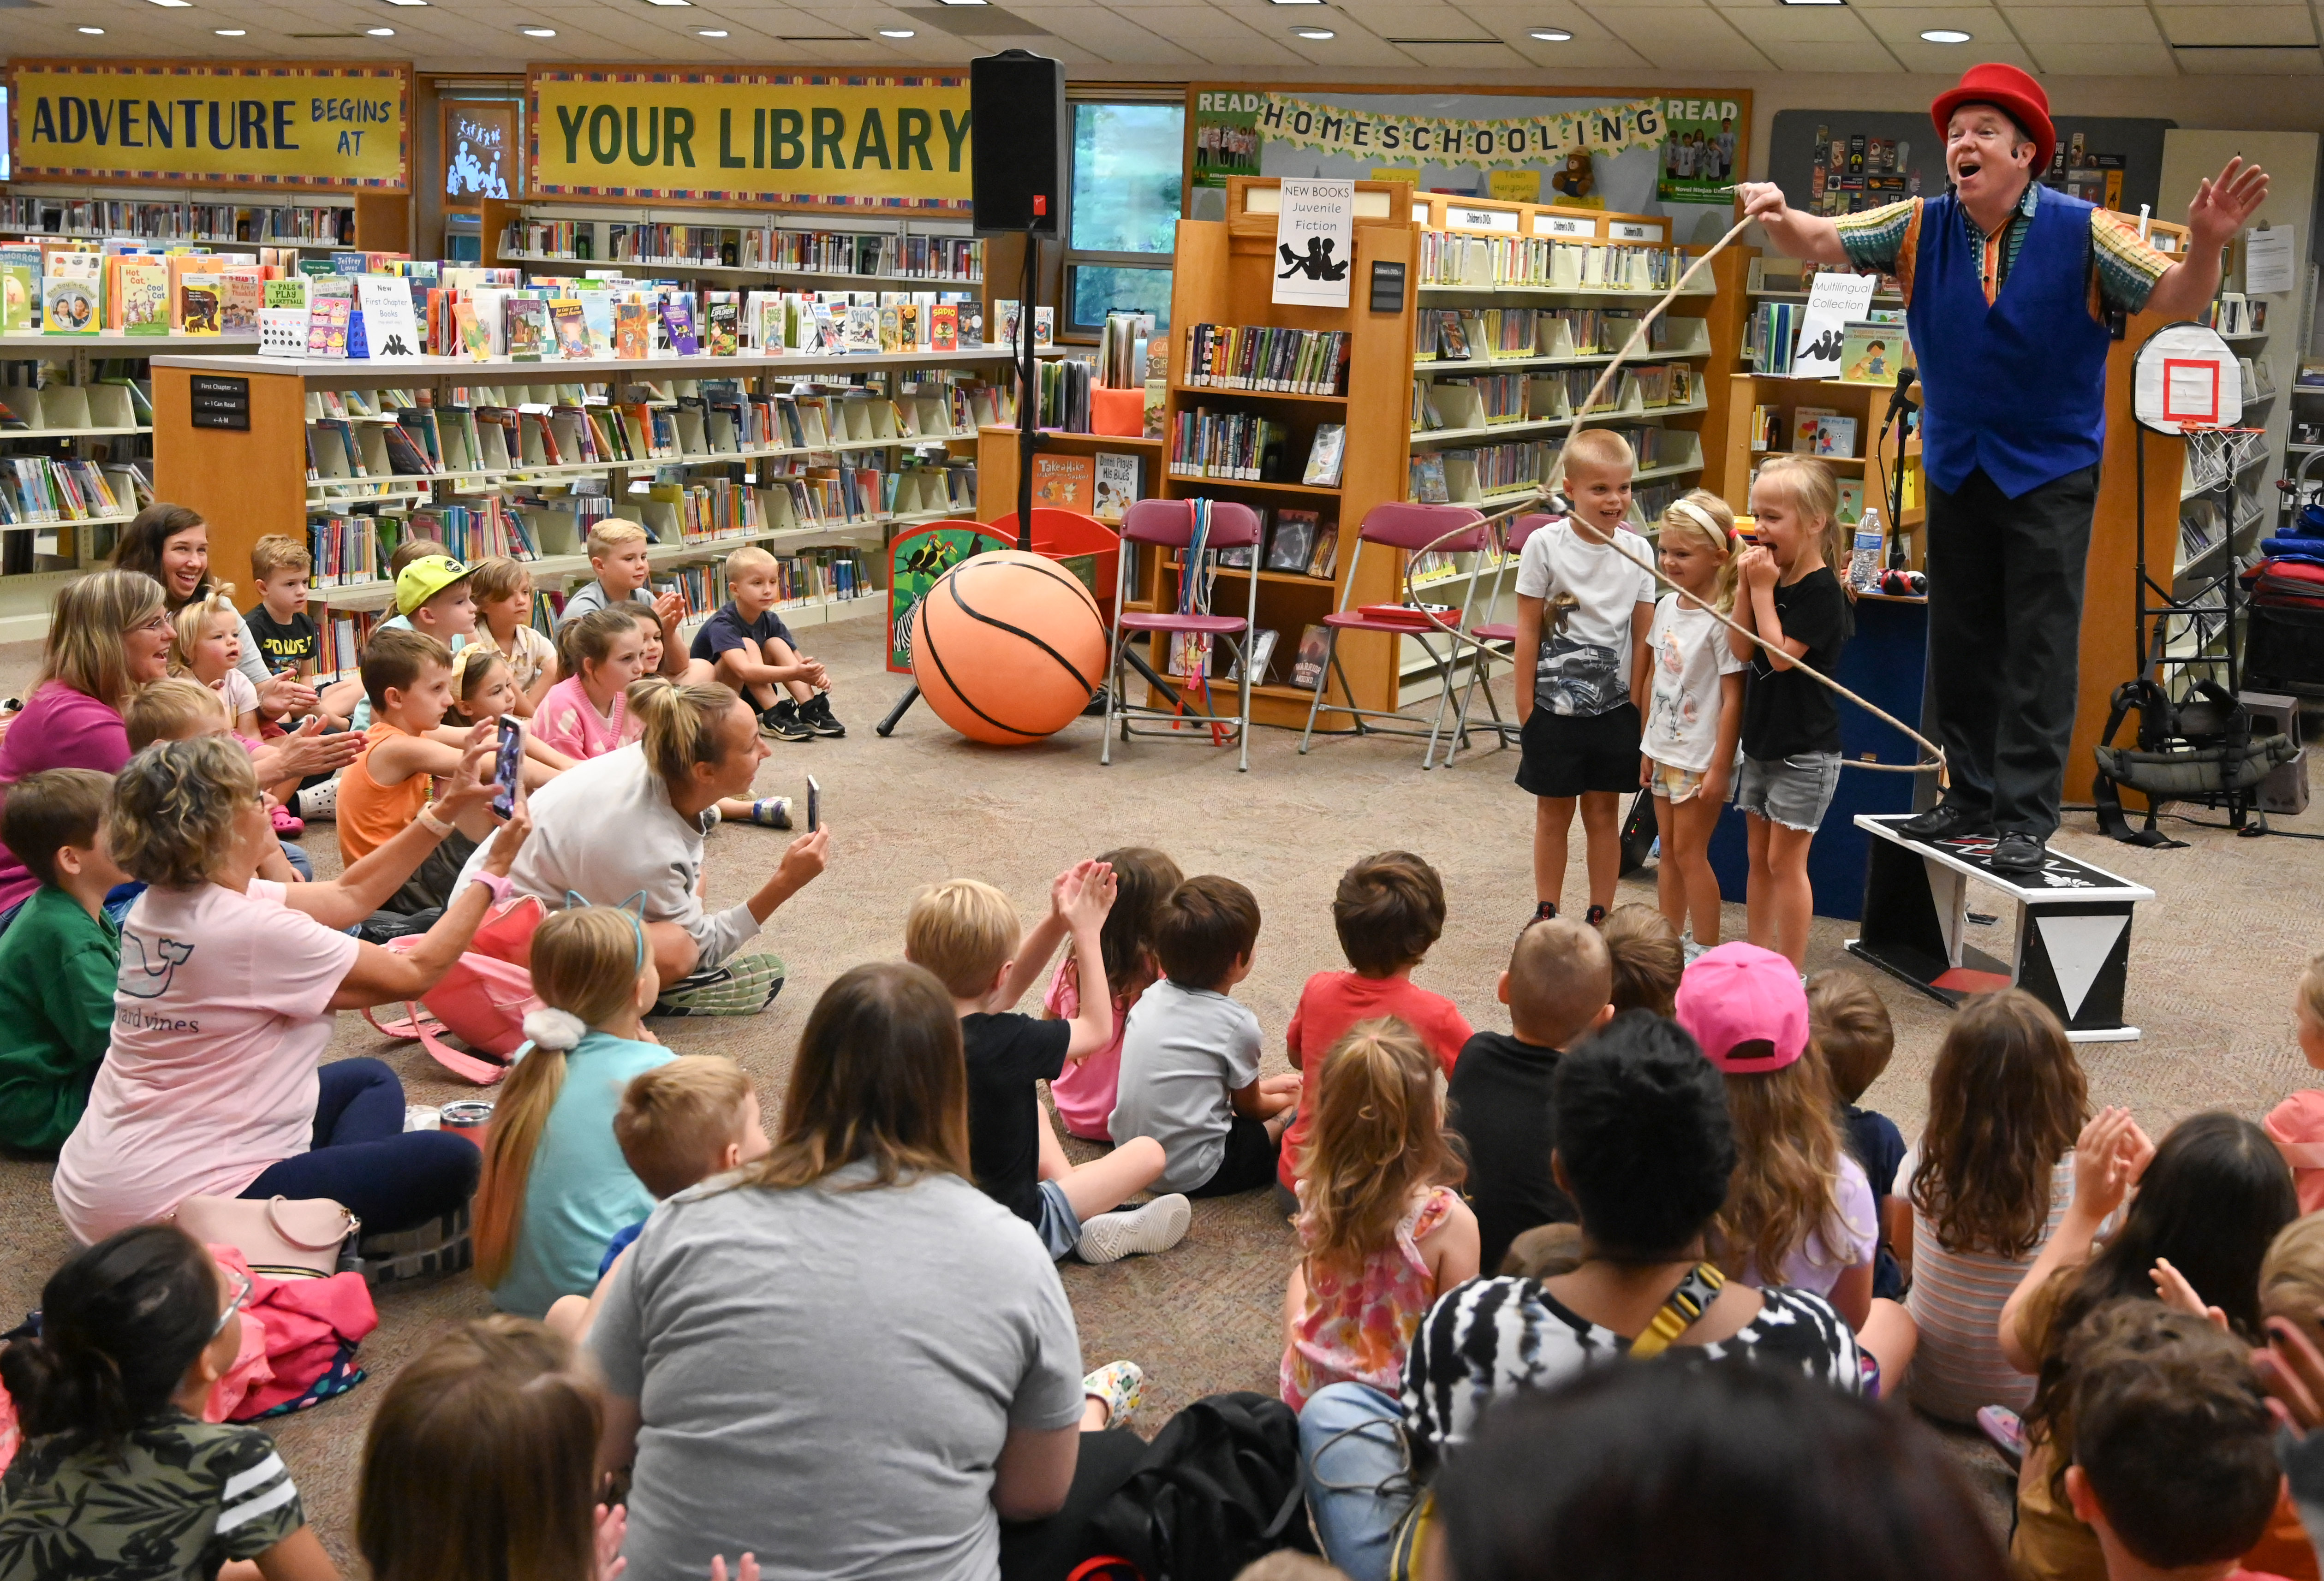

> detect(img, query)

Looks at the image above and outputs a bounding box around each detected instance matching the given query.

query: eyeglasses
[127,613,174,636]
[211,1266,253,1337]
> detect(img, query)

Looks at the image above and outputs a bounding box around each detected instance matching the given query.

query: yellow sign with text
[530,71,973,210]
[9,62,409,190]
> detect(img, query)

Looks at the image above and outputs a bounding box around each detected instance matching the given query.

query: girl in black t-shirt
[1728,457,1853,968]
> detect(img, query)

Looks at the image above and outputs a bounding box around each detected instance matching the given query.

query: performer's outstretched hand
[2187,157,2269,253]
[1736,182,1788,223]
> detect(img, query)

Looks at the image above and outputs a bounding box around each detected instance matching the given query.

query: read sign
[9,61,410,190]
[530,69,972,211]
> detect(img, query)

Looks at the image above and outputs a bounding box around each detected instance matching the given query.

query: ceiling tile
[1756,37,1903,65]
[1106,3,1274,36]
[1450,2,1621,36]
[1589,4,1776,65]
[2008,5,2160,38]
[2028,39,2179,68]
[2172,41,2323,64]
[1853,5,2008,37]
[2155,4,2314,40]
[1710,4,1881,40]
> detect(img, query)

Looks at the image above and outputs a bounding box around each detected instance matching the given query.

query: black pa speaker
[970,49,1067,237]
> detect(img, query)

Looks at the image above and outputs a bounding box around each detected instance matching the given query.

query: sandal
[1082,1360,1144,1429]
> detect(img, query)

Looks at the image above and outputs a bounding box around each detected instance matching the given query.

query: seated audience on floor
[126,678,313,886]
[1810,969,1907,1300]
[1446,916,1611,1274]
[1434,1360,2010,1581]
[0,1224,335,1581]
[906,867,1189,1265]
[587,962,1138,1579]
[545,1054,769,1344]
[51,733,527,1244]
[113,503,311,721]
[1600,902,1683,1017]
[0,769,125,1154]
[1112,874,1299,1199]
[2007,1110,2298,1580]
[1298,1010,1867,1581]
[477,905,674,1319]
[241,535,341,726]
[464,555,558,715]
[1281,1018,1477,1411]
[690,545,844,742]
[1043,845,1183,1144]
[1904,989,2090,1426]
[460,678,822,1015]
[1281,852,1472,1205]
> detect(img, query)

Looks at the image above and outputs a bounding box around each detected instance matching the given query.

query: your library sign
[529,70,973,212]
[9,61,410,189]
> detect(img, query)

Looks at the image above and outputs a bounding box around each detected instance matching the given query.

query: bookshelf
[975,427,1165,534]
[1721,374,1925,559]
[146,344,1044,657]
[1,186,409,256]
[486,202,986,292]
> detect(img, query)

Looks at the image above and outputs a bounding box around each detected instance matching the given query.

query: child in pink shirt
[1280,851,1473,1197]
[2265,951,2324,1213]
[533,606,646,762]
[1043,846,1182,1141]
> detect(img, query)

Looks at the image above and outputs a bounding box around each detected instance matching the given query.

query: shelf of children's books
[0,426,152,440]
[0,227,351,251]
[310,487,433,506]
[1414,348,1713,380]
[4,333,261,354]
[0,512,138,532]
[1418,282,1717,303]
[1411,397,1710,448]
[497,251,984,290]
[159,346,1051,380]
[1635,458,1708,483]
[1162,474,1341,497]
[1170,383,1349,404]
[305,437,977,491]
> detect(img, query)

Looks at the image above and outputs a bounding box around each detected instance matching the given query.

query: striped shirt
[1400,1275,1863,1466]
[1833,183,2174,323]
[1903,1153,2076,1424]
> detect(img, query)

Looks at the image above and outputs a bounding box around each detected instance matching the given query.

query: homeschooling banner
[530,70,973,211]
[1253,94,1664,169]
[9,61,410,190]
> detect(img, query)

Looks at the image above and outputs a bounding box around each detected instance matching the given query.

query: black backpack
[1002,1392,1316,1581]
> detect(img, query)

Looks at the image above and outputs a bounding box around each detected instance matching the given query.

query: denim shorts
[1734,751,1842,832]
[1034,1178,1082,1260]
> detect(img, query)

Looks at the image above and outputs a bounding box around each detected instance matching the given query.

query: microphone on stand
[1886,365,1919,423]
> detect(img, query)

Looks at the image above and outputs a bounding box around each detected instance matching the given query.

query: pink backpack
[363,897,544,1084]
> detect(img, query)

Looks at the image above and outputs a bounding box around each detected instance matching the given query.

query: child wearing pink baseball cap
[1676,944,1913,1374]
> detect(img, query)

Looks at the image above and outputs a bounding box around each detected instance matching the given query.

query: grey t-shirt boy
[1108,976,1264,1195]
[589,1161,1085,1581]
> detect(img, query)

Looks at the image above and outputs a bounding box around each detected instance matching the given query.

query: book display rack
[489,202,986,292]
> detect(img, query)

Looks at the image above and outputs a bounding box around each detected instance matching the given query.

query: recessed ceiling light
[518,24,556,34]
[936,0,987,6]
[380,0,428,7]
[146,0,195,9]
[879,25,914,34]
[76,25,103,32]
[1919,25,1970,39]
[215,26,245,33]
[1292,24,1334,36]
[1779,0,1846,6]
[697,26,727,34]
[366,25,394,33]
[1269,0,1327,6]
[1528,26,1572,39]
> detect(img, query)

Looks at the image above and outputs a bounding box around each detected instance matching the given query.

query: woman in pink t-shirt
[53,732,535,1245]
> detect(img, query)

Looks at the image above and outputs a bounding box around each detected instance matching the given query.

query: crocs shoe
[294,779,337,822]
[1977,1405,2026,1469]
[350,1203,472,1286]
[748,796,792,829]
[1077,1194,1192,1265]
[1082,1360,1144,1429]
[270,801,305,838]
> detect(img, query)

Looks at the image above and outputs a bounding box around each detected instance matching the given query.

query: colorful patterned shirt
[1833,182,2175,322]
[1281,1185,1459,1411]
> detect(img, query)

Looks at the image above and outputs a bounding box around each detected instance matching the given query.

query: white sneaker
[1076,1193,1192,1265]
[295,778,338,821]
[1682,933,1708,964]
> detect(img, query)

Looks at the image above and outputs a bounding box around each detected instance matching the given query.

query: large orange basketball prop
[910,550,1109,745]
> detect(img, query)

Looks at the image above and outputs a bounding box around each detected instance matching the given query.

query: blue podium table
[1704,591,1931,924]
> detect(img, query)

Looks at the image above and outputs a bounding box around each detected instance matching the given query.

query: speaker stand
[1015,220,1039,552]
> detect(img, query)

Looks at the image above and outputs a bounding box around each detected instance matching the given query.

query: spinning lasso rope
[1397,213,1949,787]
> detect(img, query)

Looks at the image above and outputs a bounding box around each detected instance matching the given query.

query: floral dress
[1281,1185,1459,1410]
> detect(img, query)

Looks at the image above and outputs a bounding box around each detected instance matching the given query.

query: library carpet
[0,617,2314,1561]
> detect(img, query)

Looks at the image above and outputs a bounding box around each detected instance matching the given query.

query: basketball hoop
[2133,323,2246,435]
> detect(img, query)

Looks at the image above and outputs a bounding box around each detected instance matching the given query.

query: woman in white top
[1902,989,2088,1422]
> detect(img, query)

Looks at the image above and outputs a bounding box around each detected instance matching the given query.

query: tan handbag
[174,1195,361,1280]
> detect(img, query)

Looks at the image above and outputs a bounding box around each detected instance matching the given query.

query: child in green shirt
[0,767,126,1153]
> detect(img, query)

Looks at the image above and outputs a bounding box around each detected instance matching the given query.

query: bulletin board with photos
[1764,109,2173,220]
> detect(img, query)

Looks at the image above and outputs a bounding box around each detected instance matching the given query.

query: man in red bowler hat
[1737,65,2266,874]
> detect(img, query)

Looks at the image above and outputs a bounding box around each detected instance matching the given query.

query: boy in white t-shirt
[1642,490,1746,954]
[1513,428,1657,930]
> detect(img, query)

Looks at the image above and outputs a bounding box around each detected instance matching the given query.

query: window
[1064,100,1184,337]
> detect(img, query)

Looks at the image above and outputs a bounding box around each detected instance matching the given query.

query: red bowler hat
[1931,63,2056,178]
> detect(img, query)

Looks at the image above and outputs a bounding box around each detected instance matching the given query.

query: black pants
[1925,463,2099,838]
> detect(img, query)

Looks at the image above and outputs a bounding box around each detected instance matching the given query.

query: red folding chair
[1102,498,1265,773]
[1446,510,1560,767]
[1298,502,1493,770]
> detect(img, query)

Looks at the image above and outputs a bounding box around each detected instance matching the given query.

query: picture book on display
[930,304,959,353]
[1033,454,1095,514]
[841,306,880,353]
[705,295,740,357]
[1266,510,1318,573]
[1092,453,1141,524]
[661,296,700,356]
[1228,629,1279,685]
[1291,624,1330,689]
[119,260,170,336]
[0,263,35,333]
[552,300,593,359]
[615,303,652,361]
[1304,425,1347,488]
[506,297,551,361]
[177,274,223,337]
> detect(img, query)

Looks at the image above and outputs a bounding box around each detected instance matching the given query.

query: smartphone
[806,774,821,834]
[491,716,524,819]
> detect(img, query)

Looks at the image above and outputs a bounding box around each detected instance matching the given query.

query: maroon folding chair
[1297,502,1493,770]
[1102,498,1265,773]
[1446,510,1560,767]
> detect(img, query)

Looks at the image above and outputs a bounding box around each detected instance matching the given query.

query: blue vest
[1908,184,2112,500]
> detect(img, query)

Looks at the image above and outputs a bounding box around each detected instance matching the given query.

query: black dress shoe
[1898,802,1991,841]
[1990,832,2046,874]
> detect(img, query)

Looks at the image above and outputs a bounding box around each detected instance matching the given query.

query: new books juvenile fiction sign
[1273,179,1354,309]
[9,62,409,190]
[530,70,973,211]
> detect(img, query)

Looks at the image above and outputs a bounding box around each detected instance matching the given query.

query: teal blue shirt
[0,886,121,1153]
[489,1028,671,1318]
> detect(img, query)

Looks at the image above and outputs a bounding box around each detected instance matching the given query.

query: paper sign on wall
[2246,226,2295,296]
[1790,272,1877,380]
[1273,178,1356,309]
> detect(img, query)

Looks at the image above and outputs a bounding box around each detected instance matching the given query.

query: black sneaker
[762,699,813,742]
[1524,901,1558,934]
[1990,832,2046,874]
[800,692,846,738]
[1585,904,1608,927]
[1899,802,1991,842]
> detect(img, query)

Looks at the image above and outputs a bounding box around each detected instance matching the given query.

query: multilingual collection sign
[9,61,411,190]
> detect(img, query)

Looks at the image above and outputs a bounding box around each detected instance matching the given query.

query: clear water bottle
[1849,507,1885,592]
